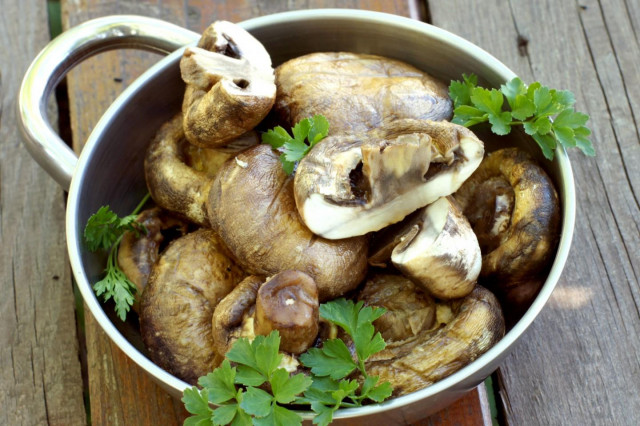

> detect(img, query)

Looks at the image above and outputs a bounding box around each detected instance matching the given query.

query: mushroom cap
[211,275,263,357]
[144,114,213,226]
[139,229,245,384]
[273,52,452,134]
[454,147,560,307]
[181,21,276,148]
[358,274,436,343]
[207,144,369,301]
[294,119,484,239]
[117,207,189,311]
[391,196,482,300]
[366,285,505,396]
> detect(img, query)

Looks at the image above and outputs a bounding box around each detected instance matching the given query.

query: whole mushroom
[360,277,505,396]
[273,52,452,134]
[454,147,560,310]
[207,144,369,301]
[140,229,244,384]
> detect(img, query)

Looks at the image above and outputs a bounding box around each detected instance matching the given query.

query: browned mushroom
[207,144,369,301]
[144,114,258,226]
[181,21,276,148]
[140,229,245,384]
[117,207,189,311]
[255,271,319,354]
[358,274,436,343]
[454,147,560,310]
[360,277,505,396]
[273,52,452,134]
[294,119,484,239]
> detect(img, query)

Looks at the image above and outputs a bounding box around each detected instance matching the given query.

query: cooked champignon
[207,144,369,301]
[294,119,484,239]
[255,271,319,354]
[140,229,245,384]
[211,275,263,357]
[364,284,505,396]
[358,274,436,343]
[391,196,482,300]
[144,114,258,226]
[273,52,452,134]
[181,21,276,148]
[454,148,560,309]
[117,207,189,311]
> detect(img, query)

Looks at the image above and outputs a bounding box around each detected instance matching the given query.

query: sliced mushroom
[294,119,484,239]
[358,274,436,343]
[140,229,245,384]
[391,196,481,300]
[117,207,189,311]
[273,52,452,134]
[208,144,369,301]
[255,271,319,354]
[181,21,276,148]
[144,114,258,226]
[454,148,560,310]
[365,285,505,396]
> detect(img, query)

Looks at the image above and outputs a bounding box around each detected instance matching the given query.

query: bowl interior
[68,10,574,422]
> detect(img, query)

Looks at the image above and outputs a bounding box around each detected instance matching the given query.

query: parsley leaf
[299,339,357,380]
[262,115,330,174]
[450,73,595,160]
[84,193,150,321]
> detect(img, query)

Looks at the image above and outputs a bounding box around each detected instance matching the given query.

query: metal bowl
[18,9,575,424]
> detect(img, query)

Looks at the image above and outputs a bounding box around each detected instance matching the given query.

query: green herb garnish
[261,114,330,174]
[449,73,595,160]
[182,299,392,426]
[83,193,150,321]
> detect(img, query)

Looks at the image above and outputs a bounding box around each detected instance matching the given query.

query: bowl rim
[66,8,576,420]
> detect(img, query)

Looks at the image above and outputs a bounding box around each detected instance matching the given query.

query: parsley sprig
[182,299,392,426]
[449,73,595,160]
[83,193,150,321]
[261,114,329,174]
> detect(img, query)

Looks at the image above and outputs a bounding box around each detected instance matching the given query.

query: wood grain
[60,0,489,424]
[0,1,86,425]
[429,0,640,423]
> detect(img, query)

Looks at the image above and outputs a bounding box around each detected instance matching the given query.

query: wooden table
[2,0,639,424]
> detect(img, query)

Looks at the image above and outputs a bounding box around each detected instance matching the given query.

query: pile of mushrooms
[116,20,561,397]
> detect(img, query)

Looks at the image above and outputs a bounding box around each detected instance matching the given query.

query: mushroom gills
[391,196,482,300]
[294,119,484,239]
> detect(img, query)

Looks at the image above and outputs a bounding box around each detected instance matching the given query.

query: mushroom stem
[254,271,320,354]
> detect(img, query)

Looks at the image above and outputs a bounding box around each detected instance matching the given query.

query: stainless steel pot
[18,10,575,424]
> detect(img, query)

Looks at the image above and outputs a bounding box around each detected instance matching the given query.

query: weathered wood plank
[61,0,488,424]
[0,1,86,425]
[429,0,640,423]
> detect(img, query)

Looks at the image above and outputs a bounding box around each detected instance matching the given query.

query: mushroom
[207,144,369,301]
[211,275,263,357]
[362,281,505,396]
[139,229,245,384]
[454,148,560,310]
[117,207,189,311]
[181,21,276,148]
[255,271,319,354]
[213,271,320,356]
[358,274,436,343]
[273,52,452,134]
[294,119,485,239]
[390,196,482,300]
[144,114,258,226]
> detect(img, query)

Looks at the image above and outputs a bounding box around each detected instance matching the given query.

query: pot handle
[17,15,200,190]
